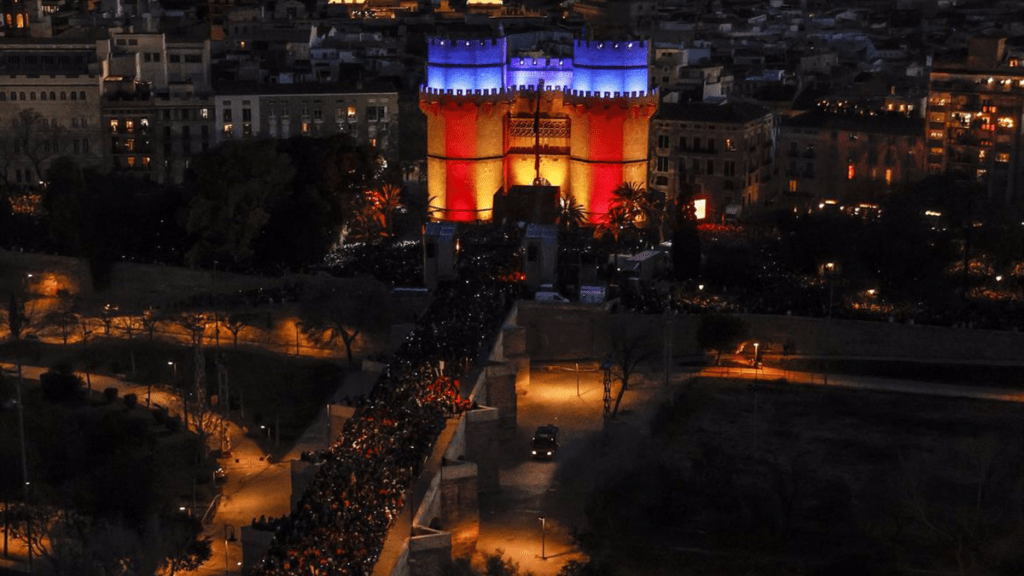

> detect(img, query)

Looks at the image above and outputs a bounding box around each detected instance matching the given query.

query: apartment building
[0,38,106,186]
[778,111,925,206]
[649,101,776,220]
[926,37,1024,203]
[213,83,399,163]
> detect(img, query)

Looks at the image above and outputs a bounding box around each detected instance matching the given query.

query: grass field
[0,337,345,442]
[579,377,1024,575]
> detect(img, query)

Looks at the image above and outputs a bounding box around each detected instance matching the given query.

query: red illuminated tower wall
[566,92,657,222]
[420,91,508,222]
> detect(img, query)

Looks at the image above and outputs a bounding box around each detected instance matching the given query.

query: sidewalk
[698,365,1024,403]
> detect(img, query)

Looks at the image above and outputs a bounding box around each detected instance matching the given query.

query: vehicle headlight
[532,451,537,455]
[547,451,552,456]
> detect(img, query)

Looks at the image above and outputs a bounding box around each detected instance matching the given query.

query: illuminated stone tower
[419,36,657,223]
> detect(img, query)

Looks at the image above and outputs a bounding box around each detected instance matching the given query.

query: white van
[535,285,570,303]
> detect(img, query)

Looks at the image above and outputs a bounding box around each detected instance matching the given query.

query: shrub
[123,393,138,409]
[152,408,168,425]
[39,369,83,405]
[103,387,118,403]
[166,416,181,432]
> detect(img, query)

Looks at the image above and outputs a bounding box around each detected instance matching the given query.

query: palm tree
[611,181,647,225]
[366,183,403,237]
[557,194,587,232]
[640,189,668,245]
[600,205,631,242]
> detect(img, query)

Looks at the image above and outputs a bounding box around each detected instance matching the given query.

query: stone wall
[517,302,1024,363]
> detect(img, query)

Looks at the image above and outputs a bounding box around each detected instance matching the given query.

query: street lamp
[168,360,178,383]
[575,362,580,397]
[224,524,236,575]
[752,342,760,457]
[753,342,760,380]
[824,262,836,319]
[538,516,547,560]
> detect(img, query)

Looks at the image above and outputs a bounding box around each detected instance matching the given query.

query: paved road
[698,364,1024,403]
[476,363,684,575]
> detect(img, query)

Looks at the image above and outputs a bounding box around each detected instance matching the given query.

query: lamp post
[753,342,759,457]
[224,524,236,575]
[825,262,836,319]
[575,362,579,397]
[538,516,547,560]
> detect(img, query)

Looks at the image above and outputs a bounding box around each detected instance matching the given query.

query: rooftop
[656,100,773,124]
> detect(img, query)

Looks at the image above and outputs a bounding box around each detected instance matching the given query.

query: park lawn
[779,356,1024,388]
[579,377,1024,575]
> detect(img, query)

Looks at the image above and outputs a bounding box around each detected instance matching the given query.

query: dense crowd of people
[249,232,518,576]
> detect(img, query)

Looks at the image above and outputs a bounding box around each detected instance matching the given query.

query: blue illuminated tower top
[426,37,508,93]
[570,39,649,95]
[424,36,651,96]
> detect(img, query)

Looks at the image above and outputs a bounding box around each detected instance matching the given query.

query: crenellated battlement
[420,85,510,97]
[427,36,508,67]
[418,84,515,109]
[562,87,659,108]
[572,39,649,68]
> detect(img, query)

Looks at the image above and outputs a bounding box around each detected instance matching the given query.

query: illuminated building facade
[927,37,1024,203]
[649,101,776,221]
[778,111,925,206]
[419,36,657,223]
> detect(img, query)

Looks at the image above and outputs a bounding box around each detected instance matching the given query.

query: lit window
[301,122,310,135]
[997,153,1010,163]
[201,108,209,119]
[847,163,855,180]
[998,117,1015,128]
[125,119,134,133]
[126,156,136,167]
[347,106,357,119]
[885,168,893,186]
[979,149,987,161]
[789,179,797,193]
[726,138,735,151]
[693,198,707,220]
[109,119,119,133]
[223,123,233,136]
[929,131,944,140]
[142,156,151,168]
[125,138,135,152]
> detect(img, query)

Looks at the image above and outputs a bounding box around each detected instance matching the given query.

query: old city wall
[517,302,1024,363]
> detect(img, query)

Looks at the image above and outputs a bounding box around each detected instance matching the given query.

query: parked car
[531,424,559,459]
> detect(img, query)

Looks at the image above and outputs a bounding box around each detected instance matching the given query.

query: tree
[670,195,701,282]
[557,194,587,234]
[45,293,79,345]
[185,139,295,269]
[610,181,647,225]
[39,364,83,405]
[115,313,144,374]
[696,314,749,365]
[366,182,404,237]
[140,307,160,341]
[300,279,390,366]
[608,326,655,418]
[222,313,254,348]
[11,109,63,184]
[41,156,87,255]
[157,513,212,576]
